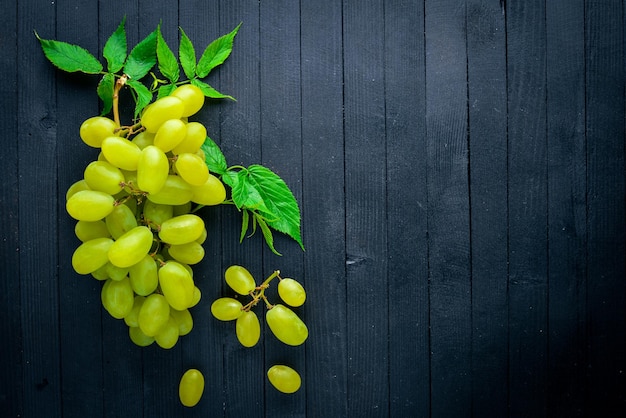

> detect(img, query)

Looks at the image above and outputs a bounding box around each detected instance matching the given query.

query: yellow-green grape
[79,116,118,148]
[278,278,306,307]
[267,365,301,394]
[172,122,207,155]
[210,297,243,321]
[170,308,193,336]
[131,131,154,149]
[71,237,114,274]
[128,326,155,347]
[66,179,91,200]
[108,226,154,268]
[74,220,111,242]
[101,277,134,319]
[105,262,129,281]
[195,227,207,244]
[174,153,209,186]
[90,264,109,281]
[155,316,180,349]
[143,200,173,227]
[101,136,142,170]
[138,293,170,336]
[158,261,195,310]
[172,202,192,216]
[224,265,256,295]
[137,145,169,194]
[190,174,227,206]
[83,161,125,195]
[179,368,205,407]
[159,214,205,245]
[236,311,261,348]
[145,175,193,206]
[168,242,205,265]
[128,255,158,296]
[189,286,201,308]
[124,295,146,327]
[121,170,139,194]
[153,119,187,153]
[105,203,138,240]
[66,190,115,221]
[171,84,205,118]
[266,304,309,346]
[141,96,185,133]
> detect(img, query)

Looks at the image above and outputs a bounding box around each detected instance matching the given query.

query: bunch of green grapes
[67,84,226,349]
[211,265,307,393]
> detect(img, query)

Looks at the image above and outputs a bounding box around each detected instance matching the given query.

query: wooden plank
[545,1,587,416]
[424,0,472,415]
[466,0,509,415]
[384,1,430,416]
[505,0,549,415]
[585,0,626,413]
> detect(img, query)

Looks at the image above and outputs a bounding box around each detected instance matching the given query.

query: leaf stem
[112,74,129,126]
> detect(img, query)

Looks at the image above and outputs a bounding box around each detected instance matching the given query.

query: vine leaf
[191,79,235,101]
[35,32,102,74]
[124,29,157,80]
[156,25,179,83]
[103,17,127,73]
[200,136,228,175]
[127,79,152,119]
[196,22,242,78]
[178,27,196,79]
[97,73,115,116]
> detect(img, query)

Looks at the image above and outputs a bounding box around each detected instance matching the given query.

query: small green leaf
[255,213,281,256]
[239,209,250,243]
[103,17,127,73]
[127,79,152,119]
[178,27,196,79]
[200,136,228,175]
[156,26,179,83]
[124,29,157,80]
[35,32,103,74]
[231,169,270,213]
[222,170,239,189]
[156,83,176,99]
[97,73,115,116]
[196,22,241,78]
[191,79,235,101]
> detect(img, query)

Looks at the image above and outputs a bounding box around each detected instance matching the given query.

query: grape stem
[241,270,281,312]
[112,74,129,127]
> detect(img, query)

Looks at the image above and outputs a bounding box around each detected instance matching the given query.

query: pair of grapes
[67,84,226,349]
[211,265,307,393]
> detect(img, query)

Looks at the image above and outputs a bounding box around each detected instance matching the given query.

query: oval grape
[141,96,184,133]
[108,226,154,268]
[210,297,243,321]
[224,265,256,295]
[267,365,301,394]
[66,190,115,221]
[278,278,306,307]
[236,311,261,348]
[265,304,308,346]
[179,368,205,407]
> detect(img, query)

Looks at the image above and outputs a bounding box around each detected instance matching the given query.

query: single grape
[90,264,109,281]
[172,201,192,217]
[158,261,195,310]
[224,265,256,295]
[168,241,205,265]
[266,304,309,346]
[105,203,138,240]
[174,153,209,186]
[83,161,125,195]
[159,214,205,245]
[128,326,155,347]
[128,255,159,296]
[141,96,185,133]
[71,237,114,275]
[65,179,91,200]
[154,316,180,349]
[190,174,227,206]
[105,262,129,281]
[278,278,306,307]
[101,136,142,171]
[138,293,170,336]
[171,84,205,118]
[137,145,169,194]
[101,277,134,319]
[172,121,207,155]
[66,190,115,221]
[108,226,154,268]
[124,295,146,328]
[210,297,243,321]
[79,116,118,148]
[236,310,261,348]
[190,286,201,308]
[145,175,193,206]
[179,368,205,407]
[153,119,187,153]
[267,365,301,394]
[131,131,154,149]
[142,200,173,227]
[170,308,193,336]
[74,220,111,242]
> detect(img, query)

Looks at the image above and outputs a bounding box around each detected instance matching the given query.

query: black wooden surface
[1,0,625,417]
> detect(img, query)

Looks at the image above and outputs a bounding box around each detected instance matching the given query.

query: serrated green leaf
[156,83,176,99]
[255,213,281,256]
[103,17,127,73]
[36,33,102,74]
[239,209,250,243]
[97,73,115,115]
[191,79,235,101]
[196,22,241,78]
[124,29,157,80]
[127,79,152,119]
[200,136,228,175]
[178,27,196,79]
[222,170,239,189]
[231,169,270,213]
[156,26,179,83]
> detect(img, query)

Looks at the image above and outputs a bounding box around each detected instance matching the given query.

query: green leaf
[231,169,270,213]
[255,213,281,256]
[156,26,179,83]
[35,32,103,74]
[103,17,127,73]
[127,79,152,120]
[156,83,176,99]
[196,22,241,78]
[191,79,235,101]
[222,170,239,189]
[97,73,115,115]
[239,209,250,243]
[124,29,157,80]
[178,27,196,79]
[200,136,228,175]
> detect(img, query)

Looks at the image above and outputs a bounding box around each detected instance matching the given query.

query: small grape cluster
[67,84,225,349]
[211,265,308,393]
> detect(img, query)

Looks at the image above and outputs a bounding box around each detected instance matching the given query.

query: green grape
[105,203,138,239]
[236,310,260,348]
[170,308,193,336]
[121,170,139,194]
[138,293,170,336]
[137,145,169,194]
[143,200,173,227]
[131,131,154,149]
[128,255,159,296]
[171,84,205,118]
[195,227,207,244]
[158,261,195,310]
[108,226,154,268]
[79,116,118,148]
[266,304,308,346]
[172,201,192,216]
[74,220,110,242]
[66,190,115,221]
[153,119,187,153]
[90,264,109,281]
[124,295,146,327]
[174,153,209,186]
[159,214,205,245]
[210,297,243,321]
[154,316,180,349]
[168,241,205,265]
[224,265,256,295]
[83,161,125,195]
[278,278,306,307]
[101,136,142,170]
[267,365,301,394]
[66,179,91,200]
[141,96,185,133]
[179,368,205,407]
[105,262,129,281]
[128,326,155,347]
[145,175,193,206]
[189,286,201,308]
[101,277,134,319]
[71,237,114,274]
[172,121,207,155]
[190,174,227,206]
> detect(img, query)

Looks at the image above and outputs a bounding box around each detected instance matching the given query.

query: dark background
[1,0,625,417]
